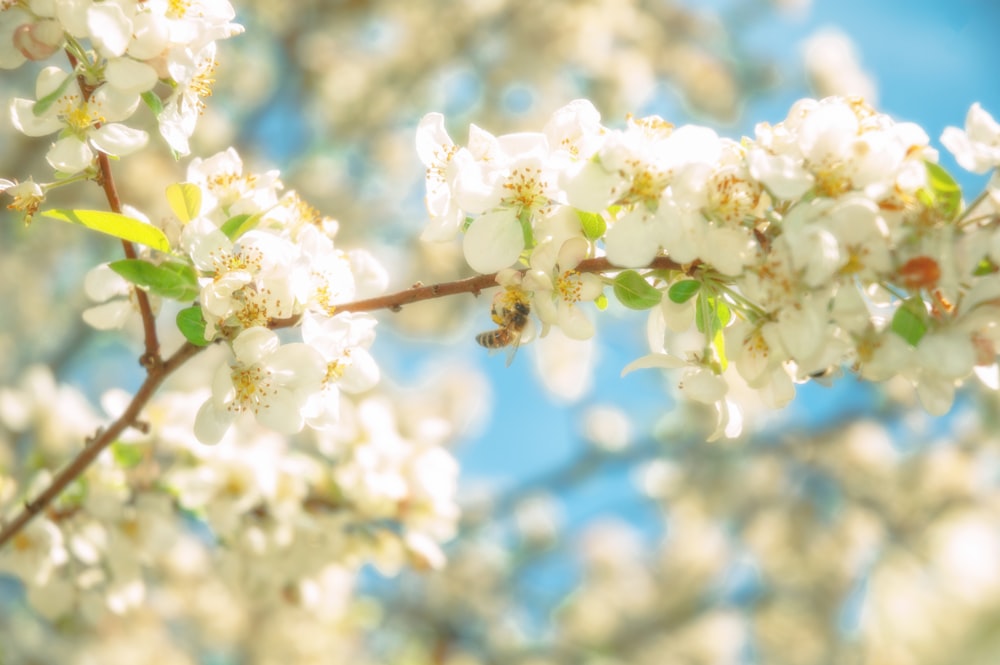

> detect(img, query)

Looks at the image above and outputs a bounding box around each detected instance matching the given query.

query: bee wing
[504,330,523,367]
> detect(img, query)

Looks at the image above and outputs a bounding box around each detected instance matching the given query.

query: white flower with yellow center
[159,42,219,155]
[9,66,147,174]
[194,327,325,444]
[942,103,1000,174]
[461,136,558,273]
[184,222,297,334]
[186,147,281,217]
[524,237,603,340]
[300,311,380,430]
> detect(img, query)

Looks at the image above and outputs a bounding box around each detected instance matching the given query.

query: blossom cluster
[420,97,1000,437]
[0,363,465,626]
[3,0,243,179]
[84,147,387,445]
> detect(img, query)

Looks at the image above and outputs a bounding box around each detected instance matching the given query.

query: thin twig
[0,342,202,549]
[66,47,160,368]
[95,152,161,368]
[335,256,682,313]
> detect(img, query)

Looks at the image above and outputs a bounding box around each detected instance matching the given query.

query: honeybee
[476,290,531,366]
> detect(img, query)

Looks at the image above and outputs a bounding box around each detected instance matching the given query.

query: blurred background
[4,0,1000,663]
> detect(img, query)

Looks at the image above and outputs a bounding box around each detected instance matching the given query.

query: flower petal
[463,209,525,273]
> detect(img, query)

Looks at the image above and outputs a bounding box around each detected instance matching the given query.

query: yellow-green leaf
[41,209,170,252]
[613,270,662,310]
[220,213,260,241]
[166,183,202,223]
[177,306,211,346]
[575,209,607,240]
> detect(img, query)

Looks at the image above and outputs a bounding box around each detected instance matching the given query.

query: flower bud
[13,20,62,61]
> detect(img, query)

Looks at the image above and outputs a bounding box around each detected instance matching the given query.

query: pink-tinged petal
[0,9,31,69]
[463,209,524,273]
[13,20,63,62]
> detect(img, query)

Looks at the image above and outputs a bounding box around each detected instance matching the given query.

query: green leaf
[922,161,963,221]
[111,441,145,469]
[220,213,259,241]
[575,209,607,240]
[695,295,724,336]
[166,183,201,223]
[109,258,200,301]
[518,209,535,249]
[141,90,164,116]
[716,300,732,327]
[32,73,74,117]
[712,327,728,372]
[613,270,662,310]
[891,297,929,346]
[974,257,997,276]
[668,279,701,304]
[176,306,211,346]
[41,209,170,252]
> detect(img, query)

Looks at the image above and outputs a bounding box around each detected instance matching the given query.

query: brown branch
[0,255,680,549]
[334,256,682,314]
[96,152,161,369]
[65,50,160,368]
[0,342,203,550]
